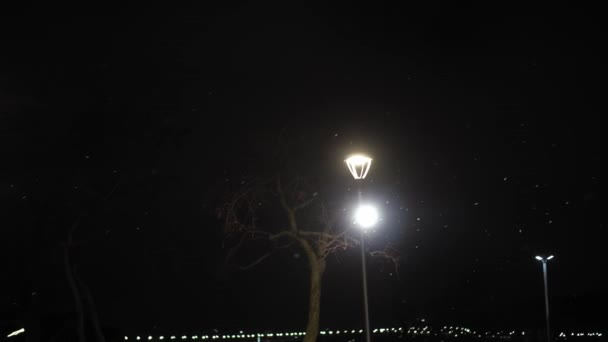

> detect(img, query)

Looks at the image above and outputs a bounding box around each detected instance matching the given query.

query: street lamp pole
[356,185,372,342]
[345,154,374,342]
[535,255,554,342]
[360,230,371,342]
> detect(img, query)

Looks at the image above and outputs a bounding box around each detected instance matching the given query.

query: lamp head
[345,154,372,179]
[535,256,543,261]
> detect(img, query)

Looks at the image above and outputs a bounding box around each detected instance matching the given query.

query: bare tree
[60,182,118,342]
[63,217,86,342]
[219,175,398,342]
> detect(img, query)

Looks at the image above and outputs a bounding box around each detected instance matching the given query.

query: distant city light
[123,327,607,341]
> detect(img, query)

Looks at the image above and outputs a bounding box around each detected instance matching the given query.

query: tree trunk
[300,239,325,342]
[63,246,86,342]
[76,274,107,342]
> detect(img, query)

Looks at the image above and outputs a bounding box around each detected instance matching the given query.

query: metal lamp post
[535,255,554,342]
[345,154,376,342]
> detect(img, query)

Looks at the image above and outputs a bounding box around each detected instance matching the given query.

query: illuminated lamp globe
[355,205,378,229]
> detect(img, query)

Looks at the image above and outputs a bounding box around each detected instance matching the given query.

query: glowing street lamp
[345,153,375,342]
[345,154,372,180]
[355,205,379,230]
[535,255,554,342]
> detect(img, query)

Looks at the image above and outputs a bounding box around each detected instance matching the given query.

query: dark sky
[1,2,605,337]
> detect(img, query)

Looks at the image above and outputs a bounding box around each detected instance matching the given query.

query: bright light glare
[535,256,543,260]
[547,255,554,260]
[345,154,372,179]
[355,205,378,229]
[7,329,24,338]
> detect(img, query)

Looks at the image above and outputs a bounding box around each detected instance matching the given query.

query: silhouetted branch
[238,251,276,270]
[277,177,298,231]
[370,243,401,278]
[294,196,317,211]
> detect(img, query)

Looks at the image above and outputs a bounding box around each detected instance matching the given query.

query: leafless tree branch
[370,243,401,278]
[294,196,317,211]
[277,177,298,231]
[238,251,276,270]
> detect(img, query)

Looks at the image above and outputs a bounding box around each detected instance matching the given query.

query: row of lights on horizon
[122,327,603,341]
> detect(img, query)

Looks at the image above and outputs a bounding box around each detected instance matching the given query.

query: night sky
[1,2,606,338]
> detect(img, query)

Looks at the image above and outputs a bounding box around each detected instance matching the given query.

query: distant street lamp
[535,255,554,342]
[345,154,375,342]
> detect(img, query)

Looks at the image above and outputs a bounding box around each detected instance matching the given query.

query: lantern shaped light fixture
[345,154,372,179]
